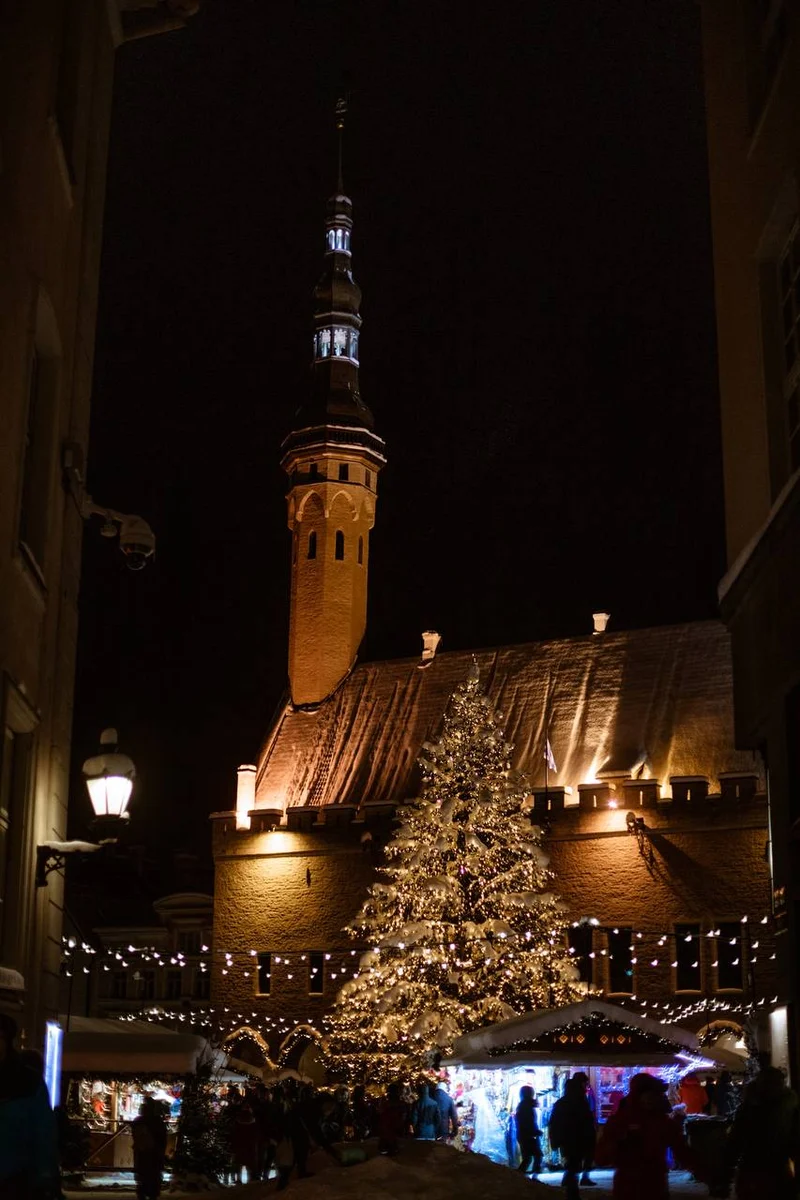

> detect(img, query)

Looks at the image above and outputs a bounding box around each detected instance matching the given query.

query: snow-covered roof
[253,620,757,810]
[61,1016,218,1075]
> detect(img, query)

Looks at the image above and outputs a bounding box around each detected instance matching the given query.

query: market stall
[444,998,744,1166]
[61,1016,235,1168]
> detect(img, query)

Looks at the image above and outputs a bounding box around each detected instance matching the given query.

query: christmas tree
[325,662,580,1082]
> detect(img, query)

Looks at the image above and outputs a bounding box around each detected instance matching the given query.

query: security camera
[118,515,156,571]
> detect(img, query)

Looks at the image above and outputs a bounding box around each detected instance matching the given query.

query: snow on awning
[61,1016,219,1076]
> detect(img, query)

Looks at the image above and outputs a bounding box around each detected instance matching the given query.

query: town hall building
[210,175,781,1082]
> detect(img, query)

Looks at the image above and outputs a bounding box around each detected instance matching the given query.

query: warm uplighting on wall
[236,764,257,830]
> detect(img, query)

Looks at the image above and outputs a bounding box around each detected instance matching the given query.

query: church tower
[281,121,386,707]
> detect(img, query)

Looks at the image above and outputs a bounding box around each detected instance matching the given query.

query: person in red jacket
[595,1073,697,1200]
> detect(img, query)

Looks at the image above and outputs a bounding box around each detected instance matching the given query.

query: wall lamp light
[36,729,135,887]
[625,810,652,863]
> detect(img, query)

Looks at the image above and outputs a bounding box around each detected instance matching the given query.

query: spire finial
[335,96,347,194]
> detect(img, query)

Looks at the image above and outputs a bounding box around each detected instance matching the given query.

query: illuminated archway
[277,1024,326,1085]
[222,1025,277,1074]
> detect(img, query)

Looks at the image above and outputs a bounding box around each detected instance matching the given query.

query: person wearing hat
[0,1013,60,1198]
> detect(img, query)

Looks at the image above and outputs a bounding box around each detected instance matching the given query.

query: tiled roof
[254,620,758,810]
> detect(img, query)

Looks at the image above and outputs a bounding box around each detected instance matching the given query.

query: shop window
[338,463,349,481]
[307,532,317,560]
[674,923,701,992]
[177,931,201,956]
[110,971,128,1000]
[165,970,182,1001]
[257,952,271,996]
[194,970,211,1000]
[607,927,633,994]
[308,952,324,995]
[567,924,593,985]
[335,531,345,561]
[716,923,744,990]
[358,536,364,565]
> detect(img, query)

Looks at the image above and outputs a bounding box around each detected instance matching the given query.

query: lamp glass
[86,774,133,818]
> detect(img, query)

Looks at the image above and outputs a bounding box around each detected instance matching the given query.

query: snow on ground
[64,1145,712,1198]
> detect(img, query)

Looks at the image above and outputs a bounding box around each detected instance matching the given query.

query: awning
[446,998,746,1072]
[61,1016,222,1076]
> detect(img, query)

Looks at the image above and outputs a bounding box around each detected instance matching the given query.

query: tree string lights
[324,664,583,1082]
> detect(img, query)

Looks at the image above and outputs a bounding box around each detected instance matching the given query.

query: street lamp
[36,728,136,887]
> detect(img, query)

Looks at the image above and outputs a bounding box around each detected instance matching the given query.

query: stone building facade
[700,0,800,1079]
[210,176,779,1074]
[0,0,196,1052]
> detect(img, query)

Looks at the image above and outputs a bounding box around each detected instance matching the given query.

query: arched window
[335,531,345,560]
[307,531,317,560]
[358,536,364,565]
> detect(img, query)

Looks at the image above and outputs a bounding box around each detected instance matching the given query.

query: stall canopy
[448,998,745,1071]
[61,1016,224,1076]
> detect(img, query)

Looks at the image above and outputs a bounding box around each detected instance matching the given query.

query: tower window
[292,533,298,564]
[716,923,744,990]
[333,328,348,357]
[607,927,633,994]
[257,952,271,996]
[314,327,358,365]
[567,924,593,985]
[307,531,317,560]
[338,463,349,481]
[308,951,324,995]
[358,536,364,565]
[309,462,319,481]
[335,531,345,561]
[327,227,350,253]
[365,470,372,489]
[674,923,701,992]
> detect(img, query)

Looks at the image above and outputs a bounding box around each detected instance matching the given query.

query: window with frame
[194,970,211,1000]
[567,924,593,985]
[111,970,128,1000]
[607,927,633,994]
[716,923,745,990]
[257,952,272,996]
[0,684,36,967]
[177,930,202,956]
[308,952,324,995]
[335,531,345,560]
[674,923,702,992]
[338,463,349,481]
[165,970,182,1001]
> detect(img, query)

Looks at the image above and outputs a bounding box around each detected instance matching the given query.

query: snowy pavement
[64,1151,711,1198]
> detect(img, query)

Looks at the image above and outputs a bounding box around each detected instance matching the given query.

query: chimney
[236,764,257,830]
[593,612,611,635]
[419,630,441,668]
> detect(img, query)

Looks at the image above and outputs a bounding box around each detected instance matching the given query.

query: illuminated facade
[700,0,800,1080]
[211,180,780,1079]
[0,0,196,1052]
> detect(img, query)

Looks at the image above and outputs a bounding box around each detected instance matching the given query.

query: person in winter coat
[0,1014,60,1200]
[230,1098,260,1184]
[414,1084,441,1140]
[131,1096,168,1200]
[595,1072,695,1200]
[514,1085,543,1176]
[724,1065,800,1200]
[432,1082,459,1140]
[377,1082,409,1155]
[549,1076,598,1200]
[573,1071,597,1185]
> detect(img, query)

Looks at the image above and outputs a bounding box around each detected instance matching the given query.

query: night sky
[72,0,722,867]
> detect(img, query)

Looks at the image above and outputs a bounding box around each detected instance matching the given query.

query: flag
[544,738,557,774]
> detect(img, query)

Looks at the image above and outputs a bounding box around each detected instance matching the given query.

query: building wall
[0,0,195,1052]
[0,0,118,1051]
[700,0,800,1077]
[211,791,776,1060]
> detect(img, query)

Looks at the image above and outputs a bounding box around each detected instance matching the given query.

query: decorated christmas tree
[325,662,581,1082]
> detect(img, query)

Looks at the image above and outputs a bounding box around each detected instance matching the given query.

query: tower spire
[335,95,347,194]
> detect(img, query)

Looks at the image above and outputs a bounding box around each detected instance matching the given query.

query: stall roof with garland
[253,620,758,811]
[445,999,746,1070]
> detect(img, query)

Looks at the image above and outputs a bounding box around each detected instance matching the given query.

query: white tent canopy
[447,998,746,1071]
[61,1016,225,1076]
